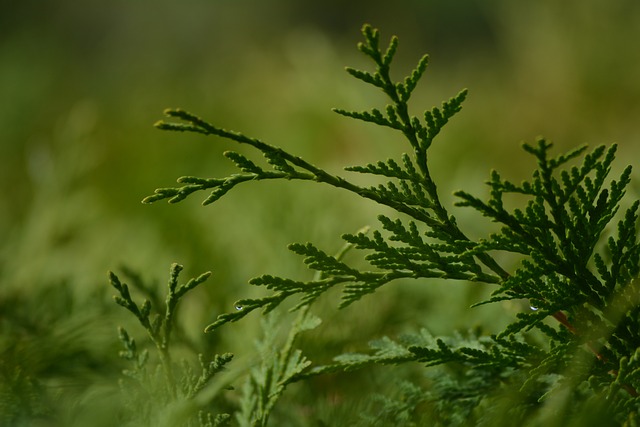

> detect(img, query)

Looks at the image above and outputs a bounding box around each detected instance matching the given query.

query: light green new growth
[143,24,640,425]
[236,309,319,427]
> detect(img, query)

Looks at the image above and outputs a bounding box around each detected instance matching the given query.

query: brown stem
[551,310,637,397]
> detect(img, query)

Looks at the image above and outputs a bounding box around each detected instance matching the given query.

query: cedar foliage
[134,24,640,425]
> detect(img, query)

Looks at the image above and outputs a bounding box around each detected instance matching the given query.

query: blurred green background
[1,0,640,424]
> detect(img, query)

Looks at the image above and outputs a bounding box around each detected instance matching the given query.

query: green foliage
[138,24,640,425]
[235,309,319,427]
[110,264,233,426]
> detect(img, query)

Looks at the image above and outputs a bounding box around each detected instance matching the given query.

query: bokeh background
[2,0,640,424]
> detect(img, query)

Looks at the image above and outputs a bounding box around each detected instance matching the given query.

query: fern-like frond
[236,310,319,427]
[142,23,640,421]
[111,264,234,425]
[110,264,213,398]
[170,25,510,335]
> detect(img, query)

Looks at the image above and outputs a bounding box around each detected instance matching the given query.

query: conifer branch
[142,23,640,419]
[110,264,212,398]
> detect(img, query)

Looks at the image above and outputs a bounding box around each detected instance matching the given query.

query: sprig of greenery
[146,25,507,329]
[110,264,212,395]
[110,265,233,426]
[236,309,320,427]
[143,24,640,424]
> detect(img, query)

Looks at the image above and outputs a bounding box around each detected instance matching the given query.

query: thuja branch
[143,25,522,343]
[145,27,509,283]
[110,264,212,397]
[140,23,640,421]
[148,108,443,228]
